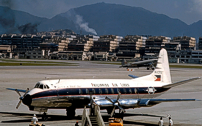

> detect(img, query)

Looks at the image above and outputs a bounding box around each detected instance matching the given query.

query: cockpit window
[44,85,50,89]
[34,82,40,88]
[39,84,43,89]
[34,82,49,89]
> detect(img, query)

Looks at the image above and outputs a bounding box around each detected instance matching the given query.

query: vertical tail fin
[151,48,171,83]
[122,59,127,66]
[137,48,172,84]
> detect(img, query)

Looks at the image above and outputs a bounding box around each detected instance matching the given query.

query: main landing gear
[42,112,48,121]
[66,107,76,118]
[107,108,124,119]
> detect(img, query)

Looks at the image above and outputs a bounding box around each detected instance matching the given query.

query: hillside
[1,3,202,38]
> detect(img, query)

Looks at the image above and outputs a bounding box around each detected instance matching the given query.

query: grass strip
[92,62,121,65]
[169,65,202,69]
[1,59,70,64]
[0,62,78,66]
[93,61,202,69]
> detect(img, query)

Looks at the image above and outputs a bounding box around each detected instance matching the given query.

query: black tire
[42,116,48,121]
[66,107,76,118]
[107,108,112,114]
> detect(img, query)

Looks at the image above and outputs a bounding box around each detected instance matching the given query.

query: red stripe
[155,78,161,81]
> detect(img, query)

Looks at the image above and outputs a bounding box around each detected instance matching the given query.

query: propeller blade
[110,106,116,117]
[90,92,92,100]
[117,105,125,113]
[105,96,114,104]
[23,88,29,97]
[107,93,124,117]
[16,100,22,109]
[15,89,21,97]
[15,88,29,109]
[90,99,95,107]
[116,92,121,101]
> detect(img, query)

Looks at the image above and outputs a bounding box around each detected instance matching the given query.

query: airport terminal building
[0,33,202,64]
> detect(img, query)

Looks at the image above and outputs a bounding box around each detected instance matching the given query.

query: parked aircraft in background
[7,48,200,120]
[121,59,157,70]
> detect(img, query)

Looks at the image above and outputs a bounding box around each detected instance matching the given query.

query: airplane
[7,48,200,120]
[120,58,158,70]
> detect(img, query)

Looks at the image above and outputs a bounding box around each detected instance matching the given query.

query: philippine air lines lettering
[91,83,109,87]
[120,83,130,87]
[91,83,130,87]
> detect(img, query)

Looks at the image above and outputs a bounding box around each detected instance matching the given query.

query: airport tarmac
[0,61,202,126]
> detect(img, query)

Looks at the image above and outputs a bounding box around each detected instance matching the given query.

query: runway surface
[0,61,202,126]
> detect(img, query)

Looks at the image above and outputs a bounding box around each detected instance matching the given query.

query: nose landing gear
[42,112,48,121]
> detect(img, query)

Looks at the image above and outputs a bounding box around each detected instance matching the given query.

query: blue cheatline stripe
[31,87,170,99]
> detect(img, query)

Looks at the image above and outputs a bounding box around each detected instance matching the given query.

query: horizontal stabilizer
[162,77,200,88]
[6,88,27,93]
[128,75,138,78]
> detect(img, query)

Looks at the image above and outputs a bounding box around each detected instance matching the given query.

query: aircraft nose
[22,94,32,106]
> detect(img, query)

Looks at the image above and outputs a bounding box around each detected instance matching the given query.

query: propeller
[89,91,93,105]
[15,88,29,109]
[88,91,97,115]
[105,91,125,117]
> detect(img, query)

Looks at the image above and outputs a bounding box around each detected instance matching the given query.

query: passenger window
[123,88,126,94]
[134,88,137,94]
[92,89,95,94]
[111,88,114,94]
[117,88,120,93]
[99,89,102,94]
[129,88,132,94]
[86,89,89,94]
[105,88,108,94]
[79,89,82,95]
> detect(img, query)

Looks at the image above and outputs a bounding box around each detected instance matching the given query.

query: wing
[130,59,157,65]
[162,77,200,88]
[6,88,27,93]
[94,98,199,108]
[144,98,200,105]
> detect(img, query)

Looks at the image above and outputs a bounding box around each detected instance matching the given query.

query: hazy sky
[1,0,202,24]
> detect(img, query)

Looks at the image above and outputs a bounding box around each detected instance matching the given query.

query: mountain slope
[1,3,202,39]
[59,2,188,36]
[0,6,47,34]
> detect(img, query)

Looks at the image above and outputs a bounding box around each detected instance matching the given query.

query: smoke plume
[75,15,97,35]
[18,23,38,34]
[65,9,97,35]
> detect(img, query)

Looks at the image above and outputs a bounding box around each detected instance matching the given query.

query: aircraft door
[56,89,60,97]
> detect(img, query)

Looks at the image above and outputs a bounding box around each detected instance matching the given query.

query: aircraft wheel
[42,112,48,121]
[66,107,76,118]
[107,108,112,114]
[114,113,124,119]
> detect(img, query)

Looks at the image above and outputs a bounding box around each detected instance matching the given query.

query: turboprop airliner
[7,48,200,120]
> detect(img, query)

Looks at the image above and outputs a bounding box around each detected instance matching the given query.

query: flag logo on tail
[155,75,161,81]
